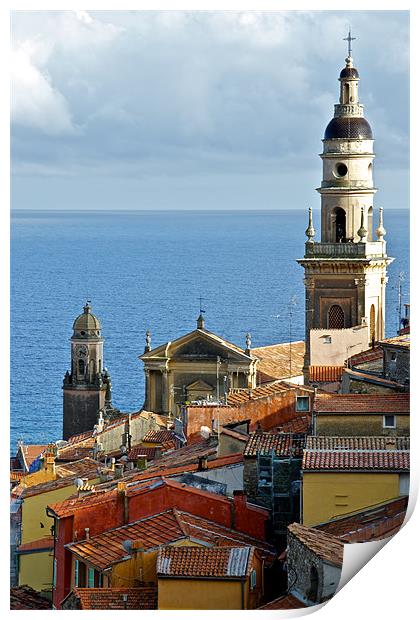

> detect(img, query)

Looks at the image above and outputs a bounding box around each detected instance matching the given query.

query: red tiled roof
[71,587,157,610]
[244,432,305,457]
[314,393,410,414]
[48,488,117,518]
[251,341,305,380]
[306,436,410,451]
[316,496,408,542]
[288,523,344,567]
[66,430,94,445]
[380,334,410,349]
[309,365,344,382]
[303,450,409,472]
[17,536,54,553]
[66,510,185,570]
[227,381,292,405]
[276,415,311,434]
[10,586,52,610]
[142,429,175,444]
[157,545,254,578]
[348,346,383,367]
[16,444,49,470]
[127,446,159,461]
[258,594,307,610]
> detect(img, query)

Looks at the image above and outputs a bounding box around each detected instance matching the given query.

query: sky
[10,10,409,210]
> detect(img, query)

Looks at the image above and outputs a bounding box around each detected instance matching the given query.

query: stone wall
[383,348,410,385]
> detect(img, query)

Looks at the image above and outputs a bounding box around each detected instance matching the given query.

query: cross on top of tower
[343,28,356,58]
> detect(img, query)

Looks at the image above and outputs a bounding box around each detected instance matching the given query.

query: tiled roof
[48,488,118,519]
[157,545,254,578]
[306,436,410,451]
[56,457,106,478]
[127,446,159,461]
[16,444,48,471]
[72,587,157,610]
[303,450,409,472]
[288,523,344,567]
[316,496,408,541]
[244,432,305,457]
[142,429,175,444]
[348,346,383,368]
[175,510,276,564]
[220,427,249,442]
[314,393,410,413]
[258,594,307,610]
[10,586,52,610]
[227,381,294,406]
[66,510,185,570]
[380,334,410,349]
[57,442,95,462]
[252,341,305,380]
[17,536,54,553]
[309,365,344,382]
[14,458,104,498]
[276,415,311,434]
[66,430,94,445]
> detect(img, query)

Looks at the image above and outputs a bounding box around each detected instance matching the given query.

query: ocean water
[10,209,409,452]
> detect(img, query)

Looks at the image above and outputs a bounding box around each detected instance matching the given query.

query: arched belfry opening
[333,208,346,242]
[328,304,345,329]
[78,359,85,376]
[370,304,376,346]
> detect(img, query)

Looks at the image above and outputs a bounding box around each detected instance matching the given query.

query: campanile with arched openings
[297,33,393,378]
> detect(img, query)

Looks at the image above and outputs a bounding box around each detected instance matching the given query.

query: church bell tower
[62,302,108,440]
[298,33,393,377]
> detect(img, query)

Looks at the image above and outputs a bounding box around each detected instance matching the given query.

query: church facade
[298,44,393,378]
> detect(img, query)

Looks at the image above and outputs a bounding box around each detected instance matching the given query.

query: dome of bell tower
[72,302,102,338]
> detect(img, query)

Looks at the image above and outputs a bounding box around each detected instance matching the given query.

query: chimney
[117,481,129,525]
[117,481,127,494]
[85,527,90,541]
[115,463,124,479]
[198,455,208,471]
[110,457,116,471]
[136,457,147,471]
[255,422,263,435]
[232,490,247,530]
[45,456,56,476]
[154,447,162,461]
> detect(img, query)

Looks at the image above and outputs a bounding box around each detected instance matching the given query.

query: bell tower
[62,302,107,440]
[298,34,393,378]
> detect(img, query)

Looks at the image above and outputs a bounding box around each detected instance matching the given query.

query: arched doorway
[334,208,346,242]
[328,304,345,329]
[370,304,376,346]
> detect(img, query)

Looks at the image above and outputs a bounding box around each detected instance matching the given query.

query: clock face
[76,345,88,358]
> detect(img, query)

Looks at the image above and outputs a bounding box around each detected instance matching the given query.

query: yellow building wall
[158,578,244,610]
[303,472,401,526]
[19,551,53,592]
[316,414,410,437]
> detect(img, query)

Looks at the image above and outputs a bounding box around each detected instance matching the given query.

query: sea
[10,209,409,453]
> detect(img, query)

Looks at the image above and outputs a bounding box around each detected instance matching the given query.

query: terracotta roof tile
[303,450,409,472]
[73,587,157,610]
[306,436,410,451]
[244,432,305,457]
[227,381,295,405]
[17,536,54,553]
[276,415,311,434]
[66,510,185,570]
[48,488,117,518]
[252,341,305,381]
[380,334,410,349]
[142,429,175,444]
[316,496,408,541]
[314,393,410,414]
[258,594,307,610]
[157,545,254,578]
[16,444,49,471]
[309,365,344,382]
[127,446,159,461]
[10,586,52,610]
[288,523,344,567]
[348,346,383,368]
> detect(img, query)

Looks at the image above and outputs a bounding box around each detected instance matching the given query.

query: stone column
[144,369,150,411]
[161,369,169,415]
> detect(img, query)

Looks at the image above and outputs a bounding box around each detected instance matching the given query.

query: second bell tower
[298,35,393,378]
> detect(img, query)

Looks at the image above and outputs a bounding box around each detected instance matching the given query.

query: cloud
[10,10,409,209]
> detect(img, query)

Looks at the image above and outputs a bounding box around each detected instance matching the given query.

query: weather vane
[198,295,206,314]
[343,28,356,57]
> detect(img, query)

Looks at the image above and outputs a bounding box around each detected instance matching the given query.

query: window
[328,305,345,329]
[383,415,396,429]
[335,163,348,177]
[250,569,257,589]
[74,559,79,587]
[296,396,310,412]
[88,567,95,588]
[322,335,332,344]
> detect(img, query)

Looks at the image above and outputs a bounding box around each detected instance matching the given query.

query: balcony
[304,240,387,259]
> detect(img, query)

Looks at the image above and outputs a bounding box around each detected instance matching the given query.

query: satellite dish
[74,478,84,489]
[122,540,133,555]
[200,426,211,439]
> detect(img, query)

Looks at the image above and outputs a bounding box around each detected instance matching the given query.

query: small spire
[144,330,152,353]
[305,207,316,243]
[357,207,368,242]
[375,207,386,240]
[197,313,205,330]
[245,332,251,355]
[83,300,91,314]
